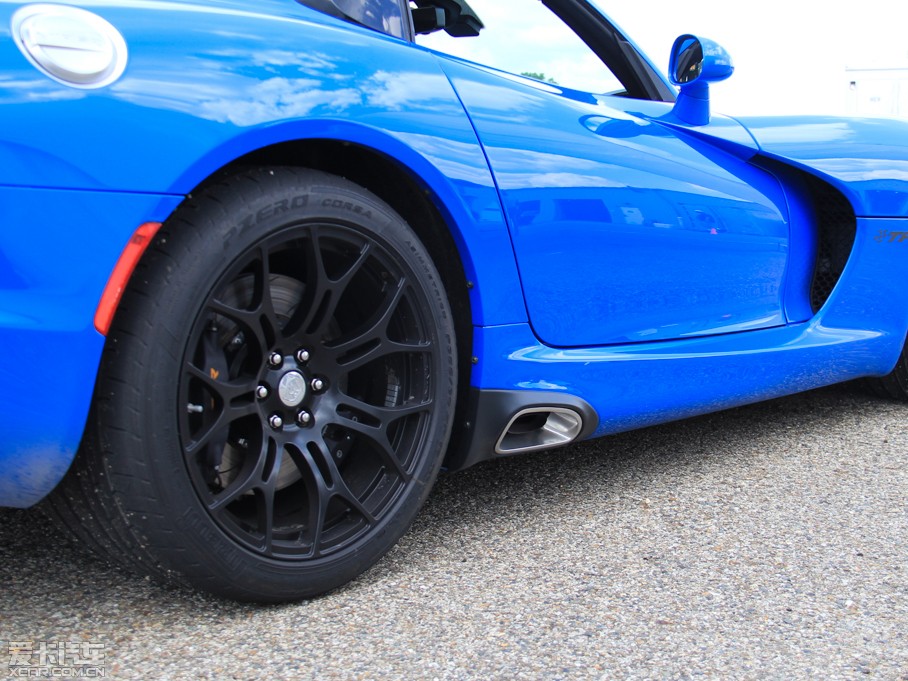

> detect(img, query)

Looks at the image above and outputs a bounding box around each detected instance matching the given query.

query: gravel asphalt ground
[2,384,907,679]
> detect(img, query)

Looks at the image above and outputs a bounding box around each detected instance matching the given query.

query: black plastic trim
[442,388,599,472]
[542,0,676,102]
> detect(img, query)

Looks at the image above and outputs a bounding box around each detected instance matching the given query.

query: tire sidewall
[99,169,456,600]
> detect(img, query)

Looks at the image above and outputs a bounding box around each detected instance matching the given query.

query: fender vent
[803,174,856,312]
[753,157,857,315]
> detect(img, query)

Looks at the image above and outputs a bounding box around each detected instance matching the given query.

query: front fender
[0,0,526,326]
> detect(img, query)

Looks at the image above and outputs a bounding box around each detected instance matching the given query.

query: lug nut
[255,385,269,400]
[297,410,312,426]
[296,349,310,363]
[268,352,283,368]
[268,414,283,430]
[310,378,325,392]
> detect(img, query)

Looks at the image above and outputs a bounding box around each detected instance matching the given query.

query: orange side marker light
[94,221,162,335]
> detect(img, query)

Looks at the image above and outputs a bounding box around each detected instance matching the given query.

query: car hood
[734,115,908,217]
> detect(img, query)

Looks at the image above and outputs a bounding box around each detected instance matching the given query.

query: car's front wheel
[47,168,457,601]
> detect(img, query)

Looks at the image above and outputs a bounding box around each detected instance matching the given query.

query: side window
[298,0,407,40]
[413,0,623,94]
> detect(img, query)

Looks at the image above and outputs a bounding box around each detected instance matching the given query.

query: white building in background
[846,66,908,117]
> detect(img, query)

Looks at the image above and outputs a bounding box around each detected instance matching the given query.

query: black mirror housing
[411,0,483,37]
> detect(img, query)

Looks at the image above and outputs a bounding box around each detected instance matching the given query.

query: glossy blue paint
[0,0,527,327]
[439,58,793,346]
[0,186,182,507]
[736,115,908,217]
[772,165,819,324]
[472,217,908,434]
[668,35,734,126]
[670,36,734,86]
[2,0,908,511]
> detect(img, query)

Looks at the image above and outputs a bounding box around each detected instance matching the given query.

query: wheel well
[191,139,474,466]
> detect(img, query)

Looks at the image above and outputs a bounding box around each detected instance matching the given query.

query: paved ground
[1,385,907,680]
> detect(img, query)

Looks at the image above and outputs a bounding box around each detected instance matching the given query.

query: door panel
[440,60,791,346]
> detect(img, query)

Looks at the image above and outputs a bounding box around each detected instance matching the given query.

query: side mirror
[412,0,483,37]
[668,35,733,125]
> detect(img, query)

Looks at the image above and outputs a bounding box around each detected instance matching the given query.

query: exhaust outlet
[495,407,583,455]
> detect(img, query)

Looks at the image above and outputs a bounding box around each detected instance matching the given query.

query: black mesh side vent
[752,156,857,315]
[803,174,856,312]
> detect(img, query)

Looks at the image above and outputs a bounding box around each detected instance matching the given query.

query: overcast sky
[597,0,908,116]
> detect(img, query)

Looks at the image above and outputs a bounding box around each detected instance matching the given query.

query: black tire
[865,338,908,400]
[46,168,457,602]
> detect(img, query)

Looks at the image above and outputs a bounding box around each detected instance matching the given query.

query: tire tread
[44,167,457,601]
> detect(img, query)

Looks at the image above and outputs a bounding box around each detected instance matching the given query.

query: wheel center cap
[278,371,307,407]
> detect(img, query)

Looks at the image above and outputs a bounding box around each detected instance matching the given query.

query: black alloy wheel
[47,168,457,601]
[181,219,437,559]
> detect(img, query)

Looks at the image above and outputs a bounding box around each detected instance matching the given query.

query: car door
[416,0,793,347]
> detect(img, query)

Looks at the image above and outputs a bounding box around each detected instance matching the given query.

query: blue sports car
[2,0,907,601]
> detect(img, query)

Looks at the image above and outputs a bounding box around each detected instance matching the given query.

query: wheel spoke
[297,229,329,335]
[289,232,373,337]
[184,363,256,403]
[323,278,419,367]
[184,412,228,458]
[251,245,277,318]
[207,245,282,347]
[254,442,282,554]
[331,407,413,480]
[340,395,433,424]
[342,276,405,347]
[183,398,258,456]
[291,438,375,557]
[201,321,230,379]
[309,438,376,524]
[286,441,326,557]
[311,243,371,336]
[335,338,431,372]
[208,299,269,352]
[208,437,275,511]
[255,487,276,555]
[304,479,327,559]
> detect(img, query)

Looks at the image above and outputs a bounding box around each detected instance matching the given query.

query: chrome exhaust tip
[495,407,584,455]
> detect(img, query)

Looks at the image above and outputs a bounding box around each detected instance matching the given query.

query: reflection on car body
[0,0,907,601]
